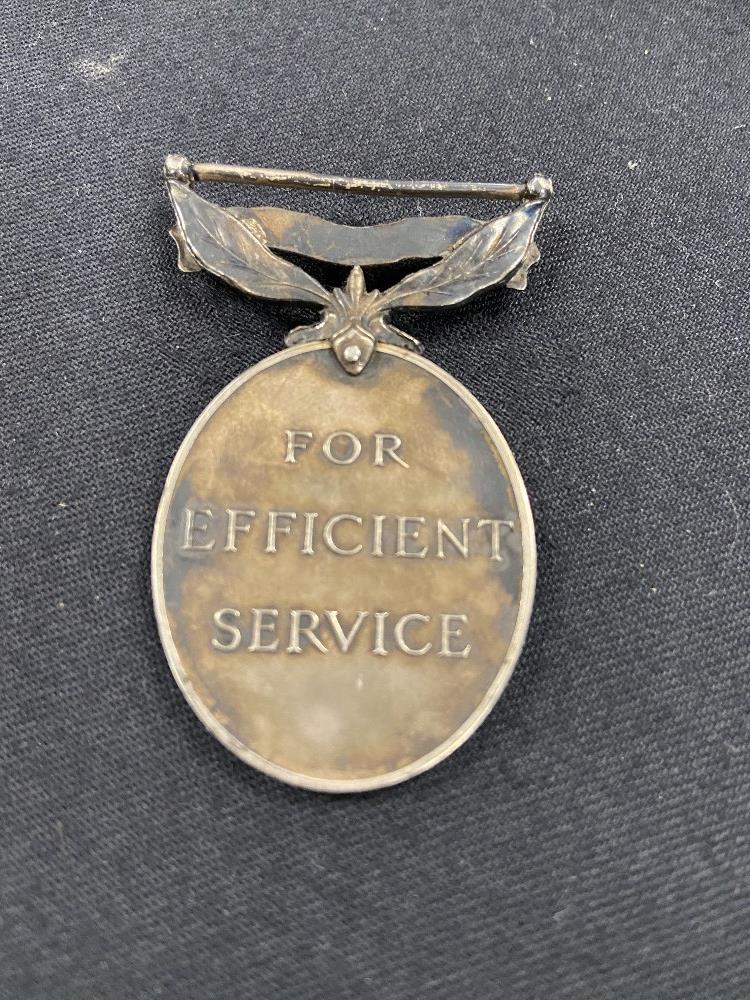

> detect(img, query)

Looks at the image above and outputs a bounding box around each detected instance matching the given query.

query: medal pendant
[153,155,553,792]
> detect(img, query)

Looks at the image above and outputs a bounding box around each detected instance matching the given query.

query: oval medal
[154,155,552,790]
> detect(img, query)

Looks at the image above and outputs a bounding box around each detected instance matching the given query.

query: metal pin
[164,154,553,203]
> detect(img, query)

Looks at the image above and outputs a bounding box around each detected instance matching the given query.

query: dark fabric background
[2,2,748,997]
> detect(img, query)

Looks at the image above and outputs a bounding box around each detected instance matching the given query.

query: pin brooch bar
[164,155,553,203]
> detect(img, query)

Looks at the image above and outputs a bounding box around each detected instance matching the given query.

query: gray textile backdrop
[2,2,749,998]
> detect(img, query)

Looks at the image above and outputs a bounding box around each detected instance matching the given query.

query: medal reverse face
[152,343,535,791]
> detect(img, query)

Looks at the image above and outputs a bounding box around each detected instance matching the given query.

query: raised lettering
[325,611,368,652]
[301,511,318,555]
[374,433,409,468]
[224,509,256,552]
[439,614,471,658]
[248,608,279,652]
[394,613,432,656]
[284,430,313,463]
[371,514,386,557]
[182,507,215,551]
[372,611,388,656]
[265,510,297,553]
[287,610,328,654]
[323,431,361,465]
[323,514,363,556]
[396,516,427,558]
[211,608,241,651]
[436,518,470,559]
[477,518,515,561]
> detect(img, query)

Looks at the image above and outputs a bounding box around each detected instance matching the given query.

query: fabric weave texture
[1,2,748,998]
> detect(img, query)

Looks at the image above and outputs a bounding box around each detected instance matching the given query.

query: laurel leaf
[380,199,548,310]
[168,225,202,272]
[505,242,540,291]
[167,181,331,307]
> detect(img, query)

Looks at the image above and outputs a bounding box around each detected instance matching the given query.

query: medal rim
[151,342,536,793]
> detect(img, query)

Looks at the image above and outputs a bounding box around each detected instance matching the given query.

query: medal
[152,154,553,791]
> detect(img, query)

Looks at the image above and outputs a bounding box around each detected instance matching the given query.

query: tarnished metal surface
[152,344,535,792]
[182,157,553,202]
[165,169,551,374]
[226,206,483,265]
